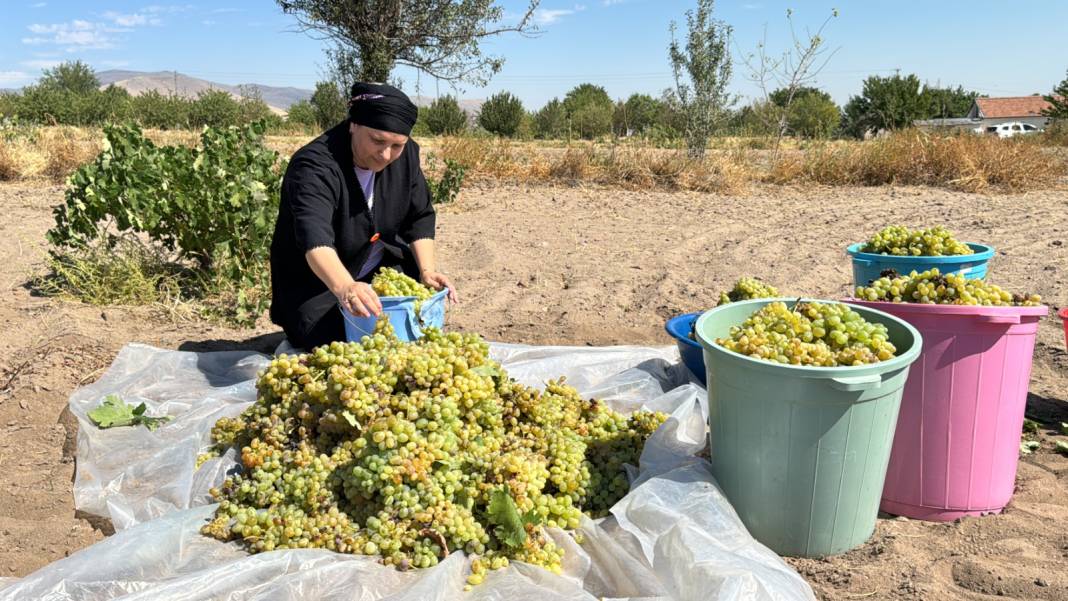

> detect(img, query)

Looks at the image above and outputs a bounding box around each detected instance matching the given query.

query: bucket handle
[974,314,1021,325]
[829,374,883,391]
[339,304,377,338]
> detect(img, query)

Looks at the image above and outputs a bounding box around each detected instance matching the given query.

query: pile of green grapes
[715,301,897,366]
[861,226,974,256]
[717,277,780,305]
[688,277,781,341]
[855,268,1042,306]
[372,267,435,300]
[200,320,667,588]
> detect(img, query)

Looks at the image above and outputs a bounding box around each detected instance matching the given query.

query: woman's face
[350,123,408,172]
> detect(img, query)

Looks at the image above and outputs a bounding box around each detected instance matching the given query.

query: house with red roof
[966,96,1055,131]
[915,95,1059,134]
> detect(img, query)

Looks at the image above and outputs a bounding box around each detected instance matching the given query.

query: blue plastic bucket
[847,242,994,287]
[665,312,705,382]
[341,289,448,343]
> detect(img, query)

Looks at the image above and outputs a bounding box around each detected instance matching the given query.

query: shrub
[478,92,524,137]
[534,99,568,139]
[47,120,286,323]
[423,96,468,135]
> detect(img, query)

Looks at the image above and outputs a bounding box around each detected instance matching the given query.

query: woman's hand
[335,281,382,317]
[421,271,459,303]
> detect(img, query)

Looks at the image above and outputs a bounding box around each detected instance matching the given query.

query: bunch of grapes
[717,277,780,305]
[200,320,667,588]
[372,267,435,300]
[715,301,897,366]
[855,268,1042,306]
[861,226,974,256]
[687,277,781,341]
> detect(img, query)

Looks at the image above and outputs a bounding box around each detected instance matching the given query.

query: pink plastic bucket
[848,301,1047,521]
[1060,307,1068,350]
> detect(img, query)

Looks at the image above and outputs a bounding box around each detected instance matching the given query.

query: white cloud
[143,4,194,14]
[743,3,763,9]
[24,20,119,50]
[211,7,242,13]
[533,4,586,25]
[102,11,164,27]
[99,60,131,68]
[23,10,163,52]
[29,2,47,7]
[602,0,626,5]
[21,59,62,69]
[0,71,32,85]
[202,19,218,26]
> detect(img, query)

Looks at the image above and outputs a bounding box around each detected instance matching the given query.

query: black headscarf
[347,82,418,136]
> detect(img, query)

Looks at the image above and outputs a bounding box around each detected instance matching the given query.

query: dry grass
[437,137,754,195]
[40,127,100,182]
[0,143,18,181]
[0,126,1063,194]
[768,130,1064,192]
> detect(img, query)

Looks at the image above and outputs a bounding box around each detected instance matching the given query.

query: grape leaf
[487,489,528,548]
[88,394,171,431]
[470,365,501,380]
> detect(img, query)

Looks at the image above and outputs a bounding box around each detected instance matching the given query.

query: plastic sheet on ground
[0,341,815,601]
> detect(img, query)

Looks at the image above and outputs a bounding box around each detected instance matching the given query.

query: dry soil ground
[1,180,1066,600]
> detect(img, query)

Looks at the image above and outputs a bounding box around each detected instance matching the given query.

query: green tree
[840,74,928,137]
[38,60,99,95]
[310,81,347,128]
[277,0,540,86]
[132,90,192,129]
[788,92,839,138]
[533,98,568,139]
[613,93,662,136]
[1043,69,1068,119]
[922,85,979,119]
[667,0,734,156]
[237,85,275,124]
[286,99,319,128]
[190,89,241,128]
[477,91,524,136]
[563,83,613,139]
[423,95,468,135]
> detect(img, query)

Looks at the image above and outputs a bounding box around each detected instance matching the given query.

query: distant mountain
[4,70,485,117]
[411,94,484,116]
[96,69,312,114]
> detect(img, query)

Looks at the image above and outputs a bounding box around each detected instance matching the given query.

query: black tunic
[269,121,436,349]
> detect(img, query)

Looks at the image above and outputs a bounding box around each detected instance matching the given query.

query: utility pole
[173,70,178,97]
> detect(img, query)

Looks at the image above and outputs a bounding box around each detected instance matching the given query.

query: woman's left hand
[422,271,459,303]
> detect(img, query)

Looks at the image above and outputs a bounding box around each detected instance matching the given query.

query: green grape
[861,225,974,256]
[687,277,781,341]
[855,268,1042,306]
[715,301,897,366]
[201,317,668,587]
[372,267,434,300]
[717,277,780,306]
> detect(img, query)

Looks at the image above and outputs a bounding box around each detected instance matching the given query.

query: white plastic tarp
[0,342,814,601]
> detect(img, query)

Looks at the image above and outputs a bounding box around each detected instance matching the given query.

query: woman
[270,82,458,350]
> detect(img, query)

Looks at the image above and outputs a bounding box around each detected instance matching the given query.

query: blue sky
[1,1,1066,109]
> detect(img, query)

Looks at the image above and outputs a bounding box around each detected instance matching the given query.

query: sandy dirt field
[1,179,1066,600]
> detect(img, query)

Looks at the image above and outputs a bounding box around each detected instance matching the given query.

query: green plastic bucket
[694,298,922,557]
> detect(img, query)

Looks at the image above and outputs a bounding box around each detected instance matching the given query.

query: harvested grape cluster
[861,226,974,256]
[201,320,667,588]
[718,277,780,305]
[855,268,1042,306]
[715,301,897,366]
[372,267,435,300]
